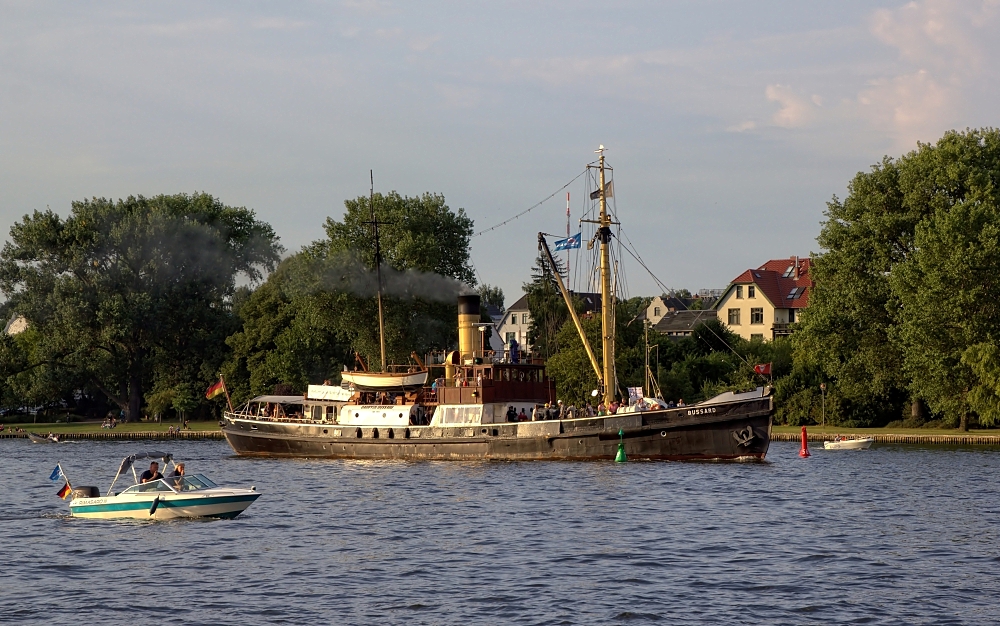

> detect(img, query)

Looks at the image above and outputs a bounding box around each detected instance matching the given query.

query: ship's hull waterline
[222,397,773,461]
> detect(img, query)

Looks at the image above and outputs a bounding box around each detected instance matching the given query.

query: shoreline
[0,430,224,441]
[771,431,1000,446]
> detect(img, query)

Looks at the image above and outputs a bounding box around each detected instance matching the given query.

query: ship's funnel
[458,294,482,365]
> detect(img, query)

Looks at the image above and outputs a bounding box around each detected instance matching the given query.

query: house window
[750,334,764,341]
[511,314,517,325]
[750,308,764,324]
[748,285,755,298]
[728,308,741,325]
[786,287,799,300]
[654,307,661,317]
[505,332,515,344]
[789,309,795,323]
[736,286,743,299]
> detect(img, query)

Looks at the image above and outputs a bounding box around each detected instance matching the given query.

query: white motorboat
[59,452,260,520]
[823,437,874,450]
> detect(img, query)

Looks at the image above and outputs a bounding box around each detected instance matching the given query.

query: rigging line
[472,169,587,238]
[615,227,687,308]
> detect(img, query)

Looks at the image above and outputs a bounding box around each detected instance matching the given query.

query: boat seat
[72,486,101,498]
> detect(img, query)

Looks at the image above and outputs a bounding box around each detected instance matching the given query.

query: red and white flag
[753,363,772,376]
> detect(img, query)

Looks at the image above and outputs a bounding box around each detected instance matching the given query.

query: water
[2,439,999,625]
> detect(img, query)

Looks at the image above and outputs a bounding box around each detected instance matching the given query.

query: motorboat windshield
[120,474,219,495]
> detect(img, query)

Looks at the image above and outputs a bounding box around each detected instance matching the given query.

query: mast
[566,192,571,276]
[370,170,387,372]
[596,146,616,406]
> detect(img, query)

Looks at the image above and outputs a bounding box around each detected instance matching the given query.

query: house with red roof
[713,256,813,341]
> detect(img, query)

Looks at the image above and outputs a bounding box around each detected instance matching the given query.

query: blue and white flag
[554,233,582,251]
[49,465,64,482]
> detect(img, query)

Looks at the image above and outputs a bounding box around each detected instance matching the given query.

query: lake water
[2,439,999,625]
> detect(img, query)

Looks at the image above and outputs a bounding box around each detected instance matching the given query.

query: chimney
[457,294,482,364]
[793,255,799,280]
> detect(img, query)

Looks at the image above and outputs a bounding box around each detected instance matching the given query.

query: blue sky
[1,0,997,303]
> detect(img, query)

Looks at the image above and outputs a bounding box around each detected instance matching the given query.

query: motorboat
[823,437,874,450]
[61,452,260,520]
[28,432,59,443]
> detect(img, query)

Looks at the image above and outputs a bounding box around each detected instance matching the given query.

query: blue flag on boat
[554,233,582,251]
[49,465,63,482]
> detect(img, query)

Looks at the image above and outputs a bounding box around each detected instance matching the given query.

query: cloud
[253,18,309,31]
[409,34,441,52]
[727,120,757,133]
[765,84,819,128]
[860,0,1000,146]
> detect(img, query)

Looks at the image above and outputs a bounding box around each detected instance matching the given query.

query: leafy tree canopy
[0,193,281,420]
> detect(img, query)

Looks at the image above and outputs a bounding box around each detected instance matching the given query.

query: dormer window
[787,287,799,299]
[783,265,794,278]
[654,307,661,317]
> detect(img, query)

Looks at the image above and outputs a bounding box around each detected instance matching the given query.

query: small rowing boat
[28,432,59,443]
[823,437,873,450]
[58,452,260,520]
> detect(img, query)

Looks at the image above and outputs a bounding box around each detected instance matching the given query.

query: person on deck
[140,462,163,483]
[517,408,528,422]
[557,400,566,420]
[506,406,517,422]
[609,401,619,415]
[597,403,607,416]
[677,399,686,407]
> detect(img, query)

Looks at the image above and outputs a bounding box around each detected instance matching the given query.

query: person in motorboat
[140,461,163,483]
[171,462,185,477]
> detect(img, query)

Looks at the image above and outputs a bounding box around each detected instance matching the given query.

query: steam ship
[222,149,773,461]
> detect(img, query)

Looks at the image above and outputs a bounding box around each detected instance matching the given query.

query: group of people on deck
[503,396,688,422]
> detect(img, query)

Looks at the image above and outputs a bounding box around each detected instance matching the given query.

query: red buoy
[799,425,810,457]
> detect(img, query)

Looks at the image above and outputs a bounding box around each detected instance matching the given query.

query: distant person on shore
[140,462,163,483]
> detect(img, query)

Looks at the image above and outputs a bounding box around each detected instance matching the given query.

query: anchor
[732,425,755,447]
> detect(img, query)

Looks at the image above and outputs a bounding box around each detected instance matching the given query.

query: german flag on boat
[51,464,72,499]
[205,379,226,399]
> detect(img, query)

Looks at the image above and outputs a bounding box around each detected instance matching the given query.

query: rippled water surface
[3,439,1000,625]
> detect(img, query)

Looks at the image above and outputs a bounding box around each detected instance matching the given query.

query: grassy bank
[2,420,221,434]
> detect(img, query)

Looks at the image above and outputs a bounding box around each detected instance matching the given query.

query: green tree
[889,129,1000,429]
[225,191,475,401]
[0,193,281,420]
[524,252,568,358]
[478,284,505,312]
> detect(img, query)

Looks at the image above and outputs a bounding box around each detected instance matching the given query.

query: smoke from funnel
[313,251,474,302]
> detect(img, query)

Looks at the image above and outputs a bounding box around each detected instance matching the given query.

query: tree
[225,191,475,401]
[889,129,1000,429]
[478,284,505,312]
[0,193,281,420]
[524,252,568,358]
[793,154,921,425]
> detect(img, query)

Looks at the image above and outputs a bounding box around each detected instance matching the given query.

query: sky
[1,0,998,304]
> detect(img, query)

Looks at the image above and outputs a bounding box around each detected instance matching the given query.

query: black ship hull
[222,395,773,461]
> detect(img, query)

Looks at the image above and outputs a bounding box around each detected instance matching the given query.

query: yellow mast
[370,171,387,372]
[596,146,616,406]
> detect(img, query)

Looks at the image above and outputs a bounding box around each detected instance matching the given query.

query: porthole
[661,431,667,437]
[323,429,328,434]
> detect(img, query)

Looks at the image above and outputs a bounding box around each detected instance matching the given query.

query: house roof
[507,291,601,314]
[725,257,813,308]
[653,309,717,334]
